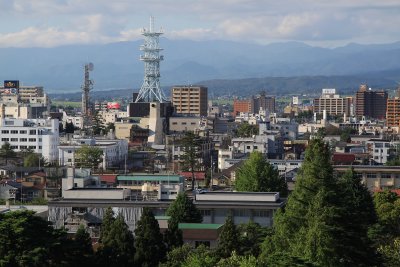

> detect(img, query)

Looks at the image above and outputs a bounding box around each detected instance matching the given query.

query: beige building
[313,89,352,116]
[169,117,202,132]
[114,122,135,140]
[172,86,208,116]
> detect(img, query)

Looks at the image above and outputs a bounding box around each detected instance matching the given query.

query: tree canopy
[235,151,288,196]
[75,145,103,169]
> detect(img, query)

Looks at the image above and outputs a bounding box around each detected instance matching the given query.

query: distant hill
[3,39,400,95]
[49,70,400,101]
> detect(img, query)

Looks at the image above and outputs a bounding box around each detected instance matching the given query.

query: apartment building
[313,89,352,116]
[171,86,208,116]
[386,94,400,127]
[355,84,387,119]
[0,118,59,162]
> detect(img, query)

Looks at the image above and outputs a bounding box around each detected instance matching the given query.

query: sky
[1,0,399,48]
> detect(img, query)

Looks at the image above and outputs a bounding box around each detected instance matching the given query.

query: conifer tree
[165,192,202,249]
[216,216,239,259]
[68,224,94,265]
[99,207,115,243]
[134,208,166,267]
[262,139,380,266]
[97,213,135,267]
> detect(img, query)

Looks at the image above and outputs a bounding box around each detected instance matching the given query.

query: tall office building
[233,99,252,115]
[313,89,352,116]
[171,86,208,116]
[386,88,400,127]
[252,92,275,114]
[355,84,387,119]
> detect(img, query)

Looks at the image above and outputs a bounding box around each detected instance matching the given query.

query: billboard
[107,102,121,109]
[322,88,336,95]
[4,80,19,89]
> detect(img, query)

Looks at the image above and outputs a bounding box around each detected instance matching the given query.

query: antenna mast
[81,63,94,128]
[135,16,166,103]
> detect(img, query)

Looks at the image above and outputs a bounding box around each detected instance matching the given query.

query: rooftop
[178,223,223,230]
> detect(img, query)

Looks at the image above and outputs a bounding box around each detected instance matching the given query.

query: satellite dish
[88,63,94,71]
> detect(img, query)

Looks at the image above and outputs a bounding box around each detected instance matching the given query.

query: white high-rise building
[0,118,59,163]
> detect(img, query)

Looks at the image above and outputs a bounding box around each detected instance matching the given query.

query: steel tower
[81,63,94,124]
[135,17,166,103]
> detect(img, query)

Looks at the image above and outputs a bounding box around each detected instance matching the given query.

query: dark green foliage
[237,220,269,257]
[0,142,16,164]
[236,122,259,137]
[97,213,135,267]
[262,138,379,267]
[0,210,73,267]
[260,252,318,267]
[65,121,75,133]
[216,216,239,259]
[216,251,259,267]
[160,244,193,267]
[92,111,105,136]
[165,192,202,249]
[68,225,94,266]
[166,192,202,224]
[99,207,115,243]
[235,151,288,197]
[23,153,47,167]
[180,132,202,190]
[134,208,166,267]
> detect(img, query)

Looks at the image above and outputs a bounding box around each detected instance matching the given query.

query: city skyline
[1,0,399,48]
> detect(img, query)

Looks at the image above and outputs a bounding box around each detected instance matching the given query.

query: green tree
[237,220,268,257]
[166,192,202,224]
[180,132,202,190]
[181,245,218,267]
[160,244,193,267]
[236,122,259,137]
[23,153,47,167]
[235,151,288,197]
[65,121,75,134]
[97,213,135,267]
[75,145,103,170]
[68,224,94,265]
[216,216,240,259]
[262,138,379,267]
[134,208,166,267]
[0,142,16,164]
[165,192,202,249]
[0,210,73,267]
[99,207,115,243]
[92,111,105,136]
[217,251,259,267]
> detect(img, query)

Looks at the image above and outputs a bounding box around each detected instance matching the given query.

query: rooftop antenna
[135,16,166,103]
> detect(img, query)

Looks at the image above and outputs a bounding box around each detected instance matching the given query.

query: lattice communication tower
[135,17,166,103]
[81,63,94,124]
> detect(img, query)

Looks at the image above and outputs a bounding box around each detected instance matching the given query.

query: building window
[20,138,27,142]
[1,138,9,142]
[234,209,247,217]
[366,173,377,179]
[11,130,18,134]
[1,130,9,134]
[20,145,27,149]
[20,130,27,134]
[200,209,211,216]
[381,173,392,179]
[253,210,270,217]
[29,138,36,142]
[10,138,18,142]
[29,146,36,149]
[246,146,251,149]
[172,122,177,125]
[29,130,36,135]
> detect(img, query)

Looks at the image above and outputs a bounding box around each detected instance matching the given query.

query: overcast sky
[1,0,399,48]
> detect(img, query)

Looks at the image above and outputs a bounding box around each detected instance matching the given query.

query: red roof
[99,175,117,184]
[332,153,355,164]
[179,172,206,180]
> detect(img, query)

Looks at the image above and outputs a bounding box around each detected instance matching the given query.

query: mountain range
[1,39,400,97]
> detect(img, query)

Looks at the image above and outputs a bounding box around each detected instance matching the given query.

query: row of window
[199,209,270,217]
[9,145,40,150]
[1,138,41,142]
[171,122,197,125]
[1,129,37,134]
